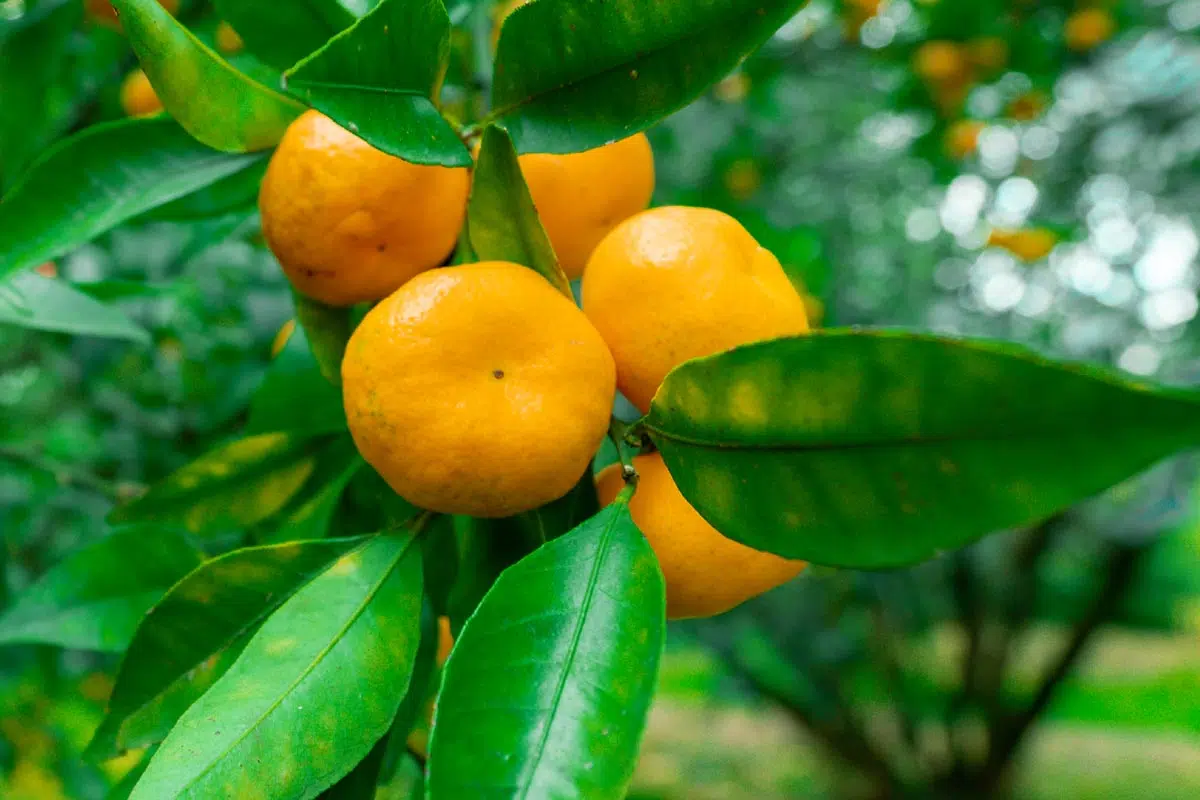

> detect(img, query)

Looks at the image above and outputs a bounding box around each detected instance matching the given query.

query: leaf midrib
[487,1,790,123]
[167,533,414,795]
[645,414,1200,453]
[108,539,366,739]
[516,506,623,798]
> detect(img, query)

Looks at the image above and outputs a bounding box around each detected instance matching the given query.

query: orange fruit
[1065,9,1116,52]
[914,40,967,84]
[342,262,615,517]
[582,206,808,413]
[119,69,163,118]
[597,453,806,619]
[518,134,655,280]
[215,22,245,55]
[259,110,469,307]
[987,227,1058,262]
[945,120,986,159]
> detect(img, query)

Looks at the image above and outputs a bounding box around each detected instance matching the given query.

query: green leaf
[284,0,470,167]
[0,272,151,343]
[491,0,806,153]
[264,438,363,544]
[294,292,353,386]
[445,515,543,636]
[145,158,268,221]
[129,530,424,800]
[109,432,326,534]
[644,331,1200,569]
[428,500,666,798]
[0,118,265,281]
[318,733,390,800]
[0,526,203,652]
[88,537,366,759]
[247,321,347,436]
[113,0,304,152]
[212,0,358,72]
[467,125,571,296]
[324,605,438,798]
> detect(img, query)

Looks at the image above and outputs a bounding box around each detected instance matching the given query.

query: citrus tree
[0,1,1196,798]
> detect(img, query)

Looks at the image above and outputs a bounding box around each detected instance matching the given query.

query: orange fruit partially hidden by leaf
[583,206,809,413]
[120,69,163,118]
[259,110,469,307]
[988,227,1058,262]
[216,22,245,55]
[945,120,985,159]
[342,262,615,518]
[518,134,655,280]
[1065,9,1116,52]
[597,454,806,619]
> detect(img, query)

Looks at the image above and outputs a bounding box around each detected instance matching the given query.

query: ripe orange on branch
[583,206,809,412]
[517,134,655,280]
[597,454,806,619]
[259,111,469,307]
[342,262,615,518]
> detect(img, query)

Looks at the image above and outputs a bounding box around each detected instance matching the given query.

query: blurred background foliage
[2,0,1200,797]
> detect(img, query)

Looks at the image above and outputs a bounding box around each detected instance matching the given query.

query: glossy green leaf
[285,0,470,167]
[428,500,666,798]
[322,605,438,798]
[0,272,151,343]
[467,125,571,296]
[445,515,543,636]
[491,0,806,153]
[246,321,347,436]
[318,733,390,800]
[129,531,424,800]
[109,432,326,534]
[644,331,1200,569]
[212,0,358,72]
[295,292,353,386]
[113,0,304,152]
[264,438,363,544]
[88,537,365,759]
[0,526,202,652]
[0,118,264,281]
[146,158,268,221]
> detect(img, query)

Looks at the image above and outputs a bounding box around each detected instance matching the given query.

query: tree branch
[973,541,1145,792]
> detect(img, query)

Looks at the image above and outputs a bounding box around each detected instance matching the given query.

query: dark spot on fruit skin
[377,243,387,252]
[493,370,505,379]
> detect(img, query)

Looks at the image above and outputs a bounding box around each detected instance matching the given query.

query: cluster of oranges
[259,109,811,619]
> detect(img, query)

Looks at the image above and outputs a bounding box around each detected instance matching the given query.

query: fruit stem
[607,418,640,486]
